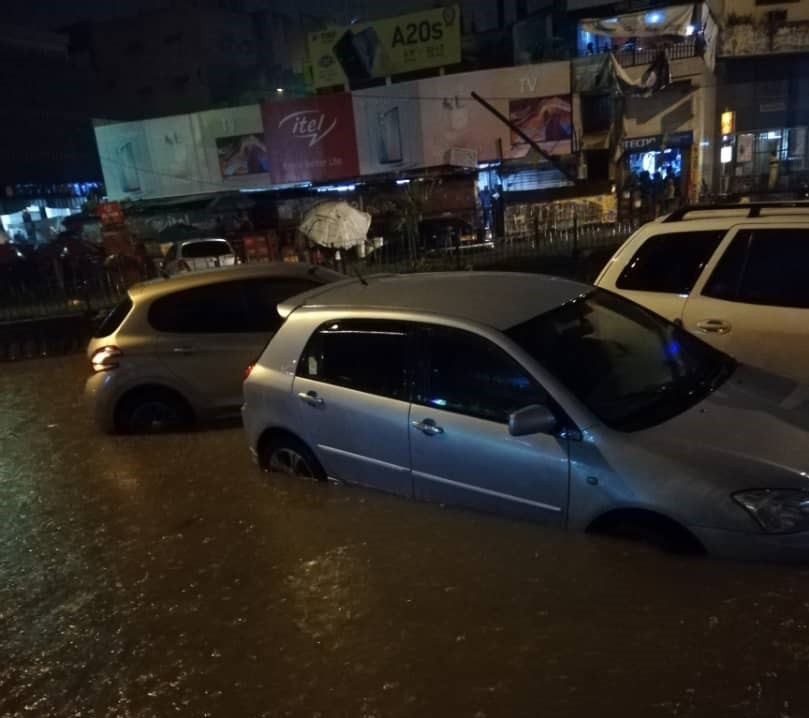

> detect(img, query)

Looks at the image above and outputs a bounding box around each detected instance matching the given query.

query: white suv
[595,203,809,383]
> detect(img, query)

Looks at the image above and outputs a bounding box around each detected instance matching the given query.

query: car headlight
[733,489,809,533]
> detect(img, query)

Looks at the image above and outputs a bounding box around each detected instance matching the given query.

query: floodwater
[2,356,809,718]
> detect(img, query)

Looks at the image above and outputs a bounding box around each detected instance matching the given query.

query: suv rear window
[93,296,133,337]
[703,229,809,308]
[182,240,231,258]
[616,231,725,294]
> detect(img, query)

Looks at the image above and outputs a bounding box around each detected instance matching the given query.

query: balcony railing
[613,38,699,67]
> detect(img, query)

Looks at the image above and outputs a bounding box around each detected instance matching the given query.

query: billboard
[262,94,359,185]
[352,86,424,176]
[417,61,572,167]
[96,105,270,200]
[308,5,461,89]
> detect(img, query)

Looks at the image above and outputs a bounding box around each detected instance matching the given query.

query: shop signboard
[622,131,693,153]
[263,94,359,184]
[307,5,461,89]
[417,61,572,168]
[352,85,424,175]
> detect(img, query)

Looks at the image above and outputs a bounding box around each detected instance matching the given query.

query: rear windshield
[182,240,232,258]
[93,296,133,337]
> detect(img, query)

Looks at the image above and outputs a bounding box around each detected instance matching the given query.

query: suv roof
[661,201,809,223]
[129,262,344,302]
[277,272,589,330]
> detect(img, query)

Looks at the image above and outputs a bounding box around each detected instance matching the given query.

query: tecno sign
[279,110,337,147]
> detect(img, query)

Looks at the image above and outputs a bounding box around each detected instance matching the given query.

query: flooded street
[2,356,809,717]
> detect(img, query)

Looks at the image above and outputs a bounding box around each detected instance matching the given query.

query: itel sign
[263,94,359,184]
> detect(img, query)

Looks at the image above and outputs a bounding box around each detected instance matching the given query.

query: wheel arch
[256,426,317,470]
[586,507,706,555]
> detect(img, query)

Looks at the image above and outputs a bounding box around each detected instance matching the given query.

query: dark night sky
[3,1,185,30]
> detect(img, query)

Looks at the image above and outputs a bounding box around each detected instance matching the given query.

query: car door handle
[695,319,732,335]
[297,391,324,407]
[172,346,194,355]
[411,418,444,436]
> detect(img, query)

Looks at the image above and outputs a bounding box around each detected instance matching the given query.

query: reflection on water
[1,356,809,717]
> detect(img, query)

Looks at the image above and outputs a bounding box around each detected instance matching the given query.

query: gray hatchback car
[242,272,809,561]
[86,262,342,433]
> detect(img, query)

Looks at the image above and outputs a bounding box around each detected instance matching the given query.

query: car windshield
[505,289,736,431]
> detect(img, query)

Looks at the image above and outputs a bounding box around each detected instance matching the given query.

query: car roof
[128,262,344,301]
[278,272,590,330]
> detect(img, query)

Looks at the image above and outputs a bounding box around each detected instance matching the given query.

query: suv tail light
[244,362,255,380]
[90,345,122,372]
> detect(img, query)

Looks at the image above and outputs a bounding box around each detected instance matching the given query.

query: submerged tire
[259,433,326,481]
[116,388,192,434]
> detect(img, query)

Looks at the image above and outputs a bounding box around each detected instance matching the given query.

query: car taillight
[90,345,122,372]
[244,363,255,380]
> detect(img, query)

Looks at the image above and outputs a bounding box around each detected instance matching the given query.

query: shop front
[619,130,693,218]
[719,126,809,198]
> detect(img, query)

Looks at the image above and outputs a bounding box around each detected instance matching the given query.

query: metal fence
[0,221,635,360]
[359,221,635,280]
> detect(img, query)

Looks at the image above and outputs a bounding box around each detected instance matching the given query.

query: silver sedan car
[242,272,809,561]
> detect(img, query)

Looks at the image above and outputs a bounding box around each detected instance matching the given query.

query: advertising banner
[417,61,572,167]
[95,120,154,200]
[193,104,268,191]
[352,85,424,176]
[143,114,198,197]
[262,94,359,185]
[307,5,461,89]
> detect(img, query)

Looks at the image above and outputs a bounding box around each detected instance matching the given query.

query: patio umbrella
[299,201,371,250]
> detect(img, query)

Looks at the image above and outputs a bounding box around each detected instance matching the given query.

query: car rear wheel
[260,434,326,481]
[116,389,192,434]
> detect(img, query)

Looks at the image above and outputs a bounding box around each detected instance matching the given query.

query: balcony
[721,17,809,58]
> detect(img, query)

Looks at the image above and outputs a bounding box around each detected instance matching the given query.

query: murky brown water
[2,356,809,717]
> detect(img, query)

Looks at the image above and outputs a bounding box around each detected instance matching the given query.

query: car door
[148,280,264,413]
[292,318,414,496]
[409,324,570,526]
[150,277,322,413]
[601,229,727,323]
[682,225,809,382]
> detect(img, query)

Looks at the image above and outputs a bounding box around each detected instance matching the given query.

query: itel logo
[279,110,337,147]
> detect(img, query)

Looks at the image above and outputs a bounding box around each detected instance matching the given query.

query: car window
[94,296,133,337]
[148,281,249,333]
[297,319,410,401]
[616,231,725,294]
[242,277,320,332]
[703,229,809,308]
[415,326,546,424]
[182,240,231,258]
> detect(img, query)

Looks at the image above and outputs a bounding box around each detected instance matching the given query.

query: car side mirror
[508,404,558,437]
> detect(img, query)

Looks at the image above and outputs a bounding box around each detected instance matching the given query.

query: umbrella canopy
[299,201,371,250]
